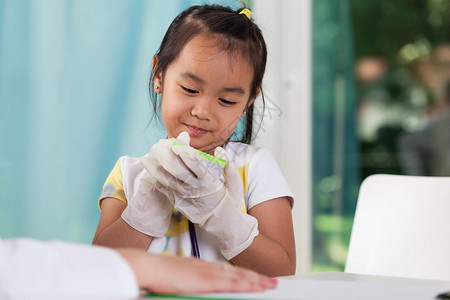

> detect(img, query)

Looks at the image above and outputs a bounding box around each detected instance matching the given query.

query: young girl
[92,4,296,277]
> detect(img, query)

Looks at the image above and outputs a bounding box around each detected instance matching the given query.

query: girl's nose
[190,99,212,120]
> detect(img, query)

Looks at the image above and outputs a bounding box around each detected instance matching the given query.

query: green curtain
[312,0,359,271]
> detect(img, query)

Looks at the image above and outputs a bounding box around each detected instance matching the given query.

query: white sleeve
[0,238,139,299]
[246,148,294,210]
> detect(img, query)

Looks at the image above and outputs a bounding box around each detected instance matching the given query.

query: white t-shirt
[100,141,294,262]
[0,238,138,299]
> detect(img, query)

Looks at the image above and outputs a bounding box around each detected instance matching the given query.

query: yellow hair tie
[239,8,252,20]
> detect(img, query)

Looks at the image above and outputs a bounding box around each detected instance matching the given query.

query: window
[312,0,450,272]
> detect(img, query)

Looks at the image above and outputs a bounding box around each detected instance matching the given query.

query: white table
[144,272,450,300]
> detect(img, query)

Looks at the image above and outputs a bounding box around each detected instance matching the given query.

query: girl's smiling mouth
[185,124,209,136]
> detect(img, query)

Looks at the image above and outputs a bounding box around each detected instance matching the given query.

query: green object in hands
[172,142,226,166]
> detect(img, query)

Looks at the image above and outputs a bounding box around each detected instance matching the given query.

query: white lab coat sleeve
[0,237,139,299]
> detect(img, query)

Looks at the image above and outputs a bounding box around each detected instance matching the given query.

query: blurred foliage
[354,0,450,178]
[351,0,450,63]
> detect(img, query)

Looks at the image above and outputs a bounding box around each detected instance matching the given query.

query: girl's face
[154,34,255,155]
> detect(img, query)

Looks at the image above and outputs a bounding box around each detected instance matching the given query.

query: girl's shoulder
[224,141,261,157]
[224,141,275,166]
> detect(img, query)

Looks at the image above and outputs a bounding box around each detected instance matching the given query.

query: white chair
[345,174,450,281]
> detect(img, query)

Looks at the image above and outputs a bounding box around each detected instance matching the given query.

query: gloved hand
[121,133,190,237]
[140,132,259,260]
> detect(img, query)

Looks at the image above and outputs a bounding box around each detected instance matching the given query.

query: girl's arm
[231,197,296,277]
[92,198,152,250]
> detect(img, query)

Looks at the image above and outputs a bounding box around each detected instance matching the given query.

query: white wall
[253,0,312,274]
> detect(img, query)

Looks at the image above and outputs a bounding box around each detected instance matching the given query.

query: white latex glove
[121,133,190,237]
[140,133,259,260]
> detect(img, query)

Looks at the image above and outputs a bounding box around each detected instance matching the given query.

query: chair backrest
[345,174,450,281]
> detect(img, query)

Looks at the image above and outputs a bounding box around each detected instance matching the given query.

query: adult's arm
[0,238,138,299]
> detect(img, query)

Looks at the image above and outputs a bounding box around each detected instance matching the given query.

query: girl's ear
[152,55,162,93]
[243,89,260,116]
[255,89,261,99]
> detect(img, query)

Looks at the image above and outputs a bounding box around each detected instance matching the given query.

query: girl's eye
[181,86,198,94]
[219,98,236,106]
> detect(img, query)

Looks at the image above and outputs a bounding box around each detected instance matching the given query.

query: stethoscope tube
[188,220,201,258]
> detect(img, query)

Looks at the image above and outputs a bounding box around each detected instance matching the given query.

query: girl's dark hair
[149,5,267,144]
